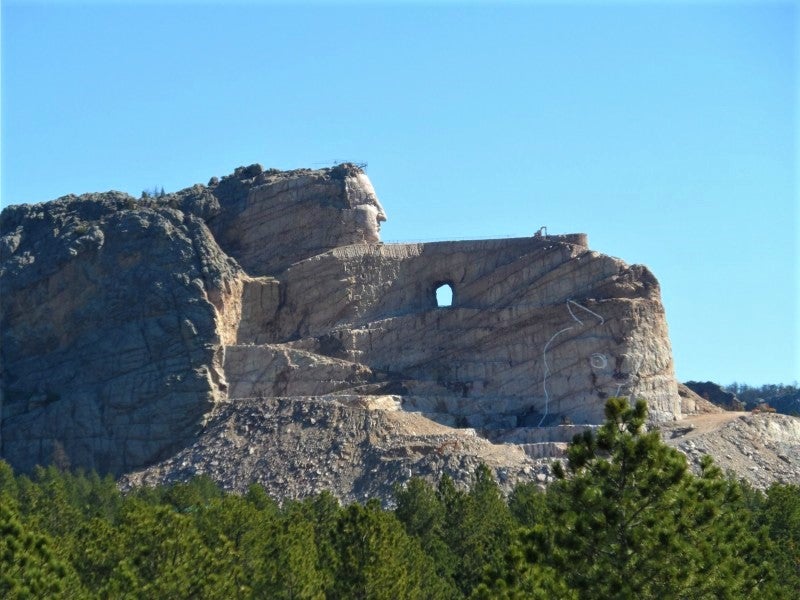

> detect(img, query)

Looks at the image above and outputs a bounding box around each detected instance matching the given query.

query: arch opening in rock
[435,282,454,307]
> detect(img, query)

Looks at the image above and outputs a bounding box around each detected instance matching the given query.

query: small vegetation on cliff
[140,186,166,199]
[1,399,798,599]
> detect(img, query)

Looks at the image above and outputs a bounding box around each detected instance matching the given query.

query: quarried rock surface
[246,239,679,426]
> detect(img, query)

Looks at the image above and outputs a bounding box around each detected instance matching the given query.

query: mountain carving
[2,163,735,499]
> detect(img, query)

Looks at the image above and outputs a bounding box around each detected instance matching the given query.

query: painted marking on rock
[540,299,605,427]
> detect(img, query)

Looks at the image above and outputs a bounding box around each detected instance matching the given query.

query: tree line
[725,382,799,411]
[1,398,798,598]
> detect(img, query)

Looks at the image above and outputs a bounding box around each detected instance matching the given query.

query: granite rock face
[245,239,679,426]
[2,163,685,495]
[0,194,241,473]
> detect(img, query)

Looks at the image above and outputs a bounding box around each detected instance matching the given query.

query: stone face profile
[1,163,684,499]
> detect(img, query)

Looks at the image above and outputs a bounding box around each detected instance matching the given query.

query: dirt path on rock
[662,412,749,442]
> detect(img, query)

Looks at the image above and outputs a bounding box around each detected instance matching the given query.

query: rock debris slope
[662,412,800,488]
[4,163,792,499]
[120,396,548,503]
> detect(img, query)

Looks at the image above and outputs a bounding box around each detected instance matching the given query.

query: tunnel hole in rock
[435,282,454,307]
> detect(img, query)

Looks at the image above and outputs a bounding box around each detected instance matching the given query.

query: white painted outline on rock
[540,299,605,426]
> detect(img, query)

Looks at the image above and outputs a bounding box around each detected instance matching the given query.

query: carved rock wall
[233,238,679,426]
[206,164,386,276]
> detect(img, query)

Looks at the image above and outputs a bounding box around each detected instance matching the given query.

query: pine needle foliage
[521,398,774,599]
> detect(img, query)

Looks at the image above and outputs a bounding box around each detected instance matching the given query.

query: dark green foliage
[0,500,81,599]
[160,474,225,512]
[0,397,797,598]
[507,481,546,527]
[293,491,341,594]
[725,381,799,412]
[455,465,515,594]
[521,398,774,598]
[0,460,18,499]
[331,499,450,599]
[255,507,325,599]
[75,501,237,598]
[394,476,457,586]
[750,483,800,594]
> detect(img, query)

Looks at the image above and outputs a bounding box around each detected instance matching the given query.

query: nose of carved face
[374,202,387,227]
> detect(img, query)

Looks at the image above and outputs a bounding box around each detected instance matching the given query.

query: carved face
[345,173,387,243]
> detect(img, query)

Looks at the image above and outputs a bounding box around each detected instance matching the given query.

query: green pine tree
[253,507,325,599]
[394,476,458,590]
[331,499,450,600]
[520,398,772,599]
[0,501,83,599]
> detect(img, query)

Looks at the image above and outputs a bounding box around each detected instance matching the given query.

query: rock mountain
[2,164,796,501]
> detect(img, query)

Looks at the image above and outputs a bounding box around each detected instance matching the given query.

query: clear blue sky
[2,0,797,386]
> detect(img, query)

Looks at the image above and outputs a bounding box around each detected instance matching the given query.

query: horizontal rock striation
[244,238,679,426]
[205,163,387,276]
[2,162,691,497]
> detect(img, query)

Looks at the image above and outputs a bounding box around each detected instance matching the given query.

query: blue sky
[2,0,797,386]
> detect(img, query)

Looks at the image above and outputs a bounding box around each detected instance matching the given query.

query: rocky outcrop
[0,194,241,473]
[203,163,387,276]
[2,163,687,496]
[677,383,724,415]
[684,381,743,411]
